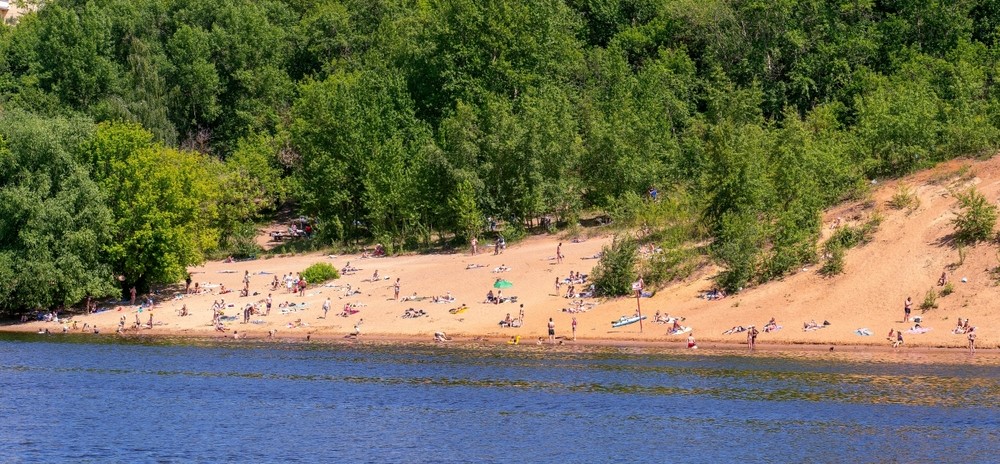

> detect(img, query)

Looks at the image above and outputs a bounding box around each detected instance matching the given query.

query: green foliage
[712,212,765,293]
[819,245,845,277]
[0,111,117,314]
[951,188,998,245]
[921,287,939,310]
[888,184,920,211]
[300,262,339,285]
[592,236,638,297]
[825,216,883,252]
[81,122,222,291]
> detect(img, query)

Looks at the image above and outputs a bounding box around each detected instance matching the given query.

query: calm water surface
[1,333,998,463]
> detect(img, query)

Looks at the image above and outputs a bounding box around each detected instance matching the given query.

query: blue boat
[611,315,646,328]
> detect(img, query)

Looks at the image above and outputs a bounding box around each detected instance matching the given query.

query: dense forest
[2,0,1000,314]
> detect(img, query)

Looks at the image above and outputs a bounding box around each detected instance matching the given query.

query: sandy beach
[7,157,1000,358]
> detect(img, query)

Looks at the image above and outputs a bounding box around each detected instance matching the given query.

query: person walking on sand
[903,297,912,322]
[968,327,977,353]
[893,330,904,348]
[748,325,759,351]
[556,242,564,264]
[322,297,331,319]
[394,278,401,301]
[572,316,577,341]
[547,318,555,344]
[354,319,363,337]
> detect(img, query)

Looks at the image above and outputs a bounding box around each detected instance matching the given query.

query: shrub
[951,188,997,245]
[819,245,845,277]
[825,215,882,252]
[592,236,638,297]
[921,287,938,310]
[888,184,919,211]
[940,282,954,297]
[301,263,339,285]
[643,246,700,286]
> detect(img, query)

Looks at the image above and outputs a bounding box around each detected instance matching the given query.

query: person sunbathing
[803,320,824,331]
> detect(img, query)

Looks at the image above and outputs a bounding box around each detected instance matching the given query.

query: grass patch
[921,287,938,310]
[887,184,919,211]
[940,282,954,297]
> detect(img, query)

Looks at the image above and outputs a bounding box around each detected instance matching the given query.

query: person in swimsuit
[904,297,912,322]
[687,333,697,349]
[968,328,977,353]
[547,318,555,344]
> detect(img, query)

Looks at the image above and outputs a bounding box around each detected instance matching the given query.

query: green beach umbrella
[493,279,513,289]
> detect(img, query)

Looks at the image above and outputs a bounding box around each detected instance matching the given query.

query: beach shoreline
[2,322,993,366]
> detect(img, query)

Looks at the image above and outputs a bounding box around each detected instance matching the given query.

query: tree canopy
[5,0,1000,314]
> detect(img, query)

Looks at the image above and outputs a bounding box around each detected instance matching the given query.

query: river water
[1,333,997,463]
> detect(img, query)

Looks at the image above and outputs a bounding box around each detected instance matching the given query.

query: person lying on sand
[466,263,487,270]
[434,332,451,342]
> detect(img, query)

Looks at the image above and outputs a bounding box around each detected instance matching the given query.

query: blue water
[1,334,998,463]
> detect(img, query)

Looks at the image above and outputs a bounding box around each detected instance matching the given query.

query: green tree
[592,236,638,297]
[0,111,116,314]
[81,122,221,293]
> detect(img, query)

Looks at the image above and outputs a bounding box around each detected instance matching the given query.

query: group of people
[278,272,308,296]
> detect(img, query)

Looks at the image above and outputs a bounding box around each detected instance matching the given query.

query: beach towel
[855,328,872,336]
[669,326,692,335]
[906,327,931,334]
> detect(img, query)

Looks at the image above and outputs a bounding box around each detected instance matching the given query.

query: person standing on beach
[298,277,307,297]
[130,286,137,305]
[471,237,478,256]
[547,318,555,344]
[394,278,401,301]
[903,297,912,322]
[354,319,363,337]
[322,297,331,319]
[243,271,250,293]
[571,316,577,341]
[968,327,977,353]
[556,242,564,264]
[519,304,525,325]
[748,325,758,351]
[265,294,272,316]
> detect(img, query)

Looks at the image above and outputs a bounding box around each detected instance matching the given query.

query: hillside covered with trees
[2,0,1000,314]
